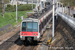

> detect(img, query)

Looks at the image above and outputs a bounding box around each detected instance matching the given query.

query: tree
[60,0,75,6]
[1,0,9,18]
[0,0,2,13]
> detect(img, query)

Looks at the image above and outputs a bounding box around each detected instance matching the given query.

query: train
[20,3,53,42]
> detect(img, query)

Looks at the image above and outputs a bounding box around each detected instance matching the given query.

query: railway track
[0,31,20,50]
[0,20,52,50]
[1,14,75,50]
[18,39,42,50]
[0,3,53,50]
[20,45,35,50]
[18,40,36,50]
[1,29,46,50]
[17,25,51,50]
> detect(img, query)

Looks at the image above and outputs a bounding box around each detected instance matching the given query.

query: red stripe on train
[43,17,44,20]
[40,19,42,23]
[21,31,38,36]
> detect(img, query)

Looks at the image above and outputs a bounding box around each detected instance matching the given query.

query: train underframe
[20,36,40,42]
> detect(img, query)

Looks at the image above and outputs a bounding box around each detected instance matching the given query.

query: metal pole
[44,1,45,8]
[56,2,58,20]
[58,2,59,8]
[62,3,63,13]
[64,7,65,13]
[37,0,38,12]
[68,3,70,15]
[2,0,4,18]
[57,2,58,11]
[32,0,33,10]
[27,0,28,4]
[58,2,59,9]
[59,2,60,8]
[52,0,55,38]
[16,0,17,23]
[40,0,42,13]
[12,0,14,6]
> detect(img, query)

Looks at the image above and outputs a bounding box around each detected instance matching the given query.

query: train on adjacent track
[20,2,53,42]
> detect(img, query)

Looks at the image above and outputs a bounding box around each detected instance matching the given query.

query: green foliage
[33,4,36,9]
[60,0,75,6]
[4,0,9,4]
[5,4,15,12]
[0,10,33,28]
[5,4,36,12]
[0,0,9,13]
[18,4,35,11]
[0,5,2,12]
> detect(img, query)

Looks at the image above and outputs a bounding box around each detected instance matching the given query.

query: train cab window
[33,23,38,32]
[22,22,26,31]
[22,22,38,32]
[27,22,33,32]
[27,22,38,32]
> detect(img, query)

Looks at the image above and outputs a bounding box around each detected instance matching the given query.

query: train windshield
[22,22,26,31]
[22,22,38,32]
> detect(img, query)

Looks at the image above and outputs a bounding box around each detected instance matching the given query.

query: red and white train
[20,5,53,41]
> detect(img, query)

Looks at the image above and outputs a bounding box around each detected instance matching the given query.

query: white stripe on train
[39,9,53,24]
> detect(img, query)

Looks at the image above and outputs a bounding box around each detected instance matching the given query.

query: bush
[18,4,35,11]
[5,4,15,12]
[0,5,2,13]
[5,4,36,12]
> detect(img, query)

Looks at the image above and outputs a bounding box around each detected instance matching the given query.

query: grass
[0,10,33,28]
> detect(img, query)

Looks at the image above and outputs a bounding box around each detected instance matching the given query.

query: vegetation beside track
[0,10,33,28]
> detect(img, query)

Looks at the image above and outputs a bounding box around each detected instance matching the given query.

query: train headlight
[23,33,24,35]
[35,33,37,35]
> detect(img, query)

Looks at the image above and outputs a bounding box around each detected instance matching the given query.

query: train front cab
[20,19,40,41]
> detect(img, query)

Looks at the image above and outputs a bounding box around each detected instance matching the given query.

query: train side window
[22,22,26,31]
[45,19,46,25]
[49,15,50,19]
[47,16,48,22]
[41,23,42,31]
[39,25,40,32]
[43,20,44,27]
[46,17,47,24]
[44,20,45,26]
[42,22,43,29]
[43,21,44,28]
[48,16,49,21]
[39,23,41,33]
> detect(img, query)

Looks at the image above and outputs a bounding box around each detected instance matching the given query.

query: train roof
[28,5,52,19]
[22,18,38,22]
[23,5,53,23]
